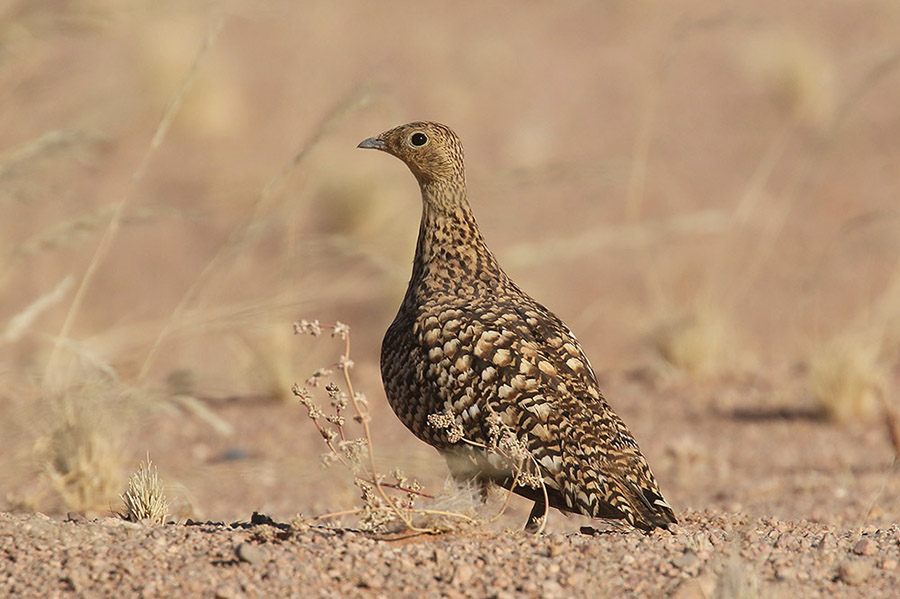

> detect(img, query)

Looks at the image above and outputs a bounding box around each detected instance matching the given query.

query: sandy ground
[2,0,900,597]
[3,368,900,598]
[2,509,899,598]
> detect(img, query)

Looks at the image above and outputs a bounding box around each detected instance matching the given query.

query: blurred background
[1,0,899,529]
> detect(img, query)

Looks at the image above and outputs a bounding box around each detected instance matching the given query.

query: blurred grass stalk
[42,17,225,393]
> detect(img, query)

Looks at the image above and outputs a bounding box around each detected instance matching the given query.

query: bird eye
[410,132,428,147]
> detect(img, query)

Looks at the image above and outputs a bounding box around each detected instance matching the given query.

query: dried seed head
[320,452,339,468]
[289,514,309,533]
[427,410,455,430]
[520,471,543,490]
[338,438,368,471]
[427,409,466,443]
[446,422,465,444]
[325,414,345,427]
[332,321,350,339]
[325,382,341,400]
[293,319,323,336]
[296,387,324,420]
[306,367,332,387]
[498,430,529,463]
[331,392,349,411]
[391,467,408,487]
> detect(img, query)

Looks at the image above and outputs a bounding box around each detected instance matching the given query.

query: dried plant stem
[456,427,550,533]
[534,462,550,535]
[303,506,478,528]
[861,454,897,523]
[860,391,900,523]
[301,396,433,500]
[338,331,432,533]
[297,320,552,534]
[296,321,477,534]
[487,459,523,525]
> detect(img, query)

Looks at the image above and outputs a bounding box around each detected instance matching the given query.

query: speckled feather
[359,122,676,531]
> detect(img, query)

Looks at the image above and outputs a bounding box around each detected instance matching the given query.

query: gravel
[2,509,899,598]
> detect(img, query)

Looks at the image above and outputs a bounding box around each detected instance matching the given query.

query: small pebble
[881,558,897,571]
[838,560,872,586]
[852,538,874,556]
[215,586,239,599]
[221,446,249,461]
[235,542,265,564]
[693,532,712,552]
[774,533,792,549]
[774,565,796,581]
[817,533,835,551]
[542,541,565,558]
[540,580,563,599]
[454,564,475,585]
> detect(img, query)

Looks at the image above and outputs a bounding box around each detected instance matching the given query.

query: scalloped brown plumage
[359,122,676,532]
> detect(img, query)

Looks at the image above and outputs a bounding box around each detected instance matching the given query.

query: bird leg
[524,499,548,534]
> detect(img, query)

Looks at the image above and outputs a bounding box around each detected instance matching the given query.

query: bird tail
[584,451,677,531]
[618,474,677,531]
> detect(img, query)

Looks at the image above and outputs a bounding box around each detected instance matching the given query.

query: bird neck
[406,179,506,297]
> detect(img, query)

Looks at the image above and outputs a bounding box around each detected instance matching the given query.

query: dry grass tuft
[648,304,733,379]
[120,457,169,524]
[237,320,297,403]
[808,335,886,423]
[35,385,124,512]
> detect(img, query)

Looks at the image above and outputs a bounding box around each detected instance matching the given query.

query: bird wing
[436,291,674,527]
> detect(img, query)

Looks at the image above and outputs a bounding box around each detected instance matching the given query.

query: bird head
[358,121,465,186]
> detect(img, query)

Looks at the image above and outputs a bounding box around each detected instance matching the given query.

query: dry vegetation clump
[808,260,900,424]
[34,384,125,513]
[120,457,169,524]
[647,303,734,380]
[807,334,886,424]
[235,320,297,403]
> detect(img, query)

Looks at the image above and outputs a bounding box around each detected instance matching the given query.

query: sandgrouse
[359,122,676,532]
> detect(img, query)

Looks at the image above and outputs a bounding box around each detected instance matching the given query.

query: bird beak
[357,136,386,150]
